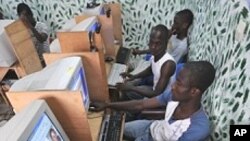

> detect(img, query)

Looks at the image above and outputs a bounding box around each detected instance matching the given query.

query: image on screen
[28,113,64,141]
[68,66,90,111]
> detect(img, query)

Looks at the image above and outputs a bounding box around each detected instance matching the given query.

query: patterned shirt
[33,22,50,61]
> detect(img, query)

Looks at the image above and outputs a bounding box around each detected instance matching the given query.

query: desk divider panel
[97,15,120,57]
[57,31,104,53]
[108,3,122,46]
[4,20,42,77]
[74,15,90,24]
[43,53,109,102]
[6,90,92,141]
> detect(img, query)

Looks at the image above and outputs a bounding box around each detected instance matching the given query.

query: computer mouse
[105,56,114,62]
[89,106,96,111]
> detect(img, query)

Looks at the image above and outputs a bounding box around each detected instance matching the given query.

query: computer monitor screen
[69,66,90,111]
[70,16,97,32]
[78,67,90,110]
[89,22,101,33]
[28,113,64,141]
[0,100,69,141]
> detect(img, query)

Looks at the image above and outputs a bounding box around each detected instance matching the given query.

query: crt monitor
[10,57,90,112]
[0,100,69,141]
[0,20,17,67]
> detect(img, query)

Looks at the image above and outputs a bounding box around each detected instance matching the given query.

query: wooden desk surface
[87,111,104,141]
[105,62,113,76]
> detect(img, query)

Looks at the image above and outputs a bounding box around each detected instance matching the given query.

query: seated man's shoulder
[191,108,210,125]
[180,108,211,141]
[162,60,176,72]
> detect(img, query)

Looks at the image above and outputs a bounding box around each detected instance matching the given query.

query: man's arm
[121,65,152,81]
[90,97,162,112]
[118,60,175,98]
[132,65,152,79]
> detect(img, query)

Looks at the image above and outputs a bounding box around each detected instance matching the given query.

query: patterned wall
[1,0,250,140]
[0,0,89,37]
[184,0,250,140]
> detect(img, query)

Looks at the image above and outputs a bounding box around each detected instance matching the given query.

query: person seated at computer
[49,128,62,141]
[17,3,50,67]
[132,9,194,64]
[118,24,176,100]
[90,61,216,141]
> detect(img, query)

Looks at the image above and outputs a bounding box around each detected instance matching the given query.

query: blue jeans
[124,120,154,141]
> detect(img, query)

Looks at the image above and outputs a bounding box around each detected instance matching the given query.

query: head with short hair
[17,3,36,26]
[148,24,170,56]
[183,61,215,93]
[172,9,194,35]
[171,61,215,102]
[176,9,194,27]
[17,3,33,17]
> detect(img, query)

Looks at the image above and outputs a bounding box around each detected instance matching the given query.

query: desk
[88,58,125,141]
[89,117,102,140]
[88,111,126,141]
[0,62,24,105]
[105,62,112,76]
[0,62,25,81]
[88,111,104,140]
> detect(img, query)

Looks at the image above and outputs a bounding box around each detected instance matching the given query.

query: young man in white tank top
[117,24,176,100]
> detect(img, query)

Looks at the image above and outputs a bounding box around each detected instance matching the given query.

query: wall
[184,0,250,140]
[1,0,250,140]
[0,0,89,37]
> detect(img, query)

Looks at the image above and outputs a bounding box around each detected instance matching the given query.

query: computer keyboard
[108,63,127,86]
[99,111,124,141]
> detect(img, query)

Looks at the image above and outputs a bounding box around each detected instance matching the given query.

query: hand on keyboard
[89,101,108,112]
[120,72,136,82]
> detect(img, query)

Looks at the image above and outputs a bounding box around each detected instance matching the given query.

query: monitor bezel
[0,100,69,141]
